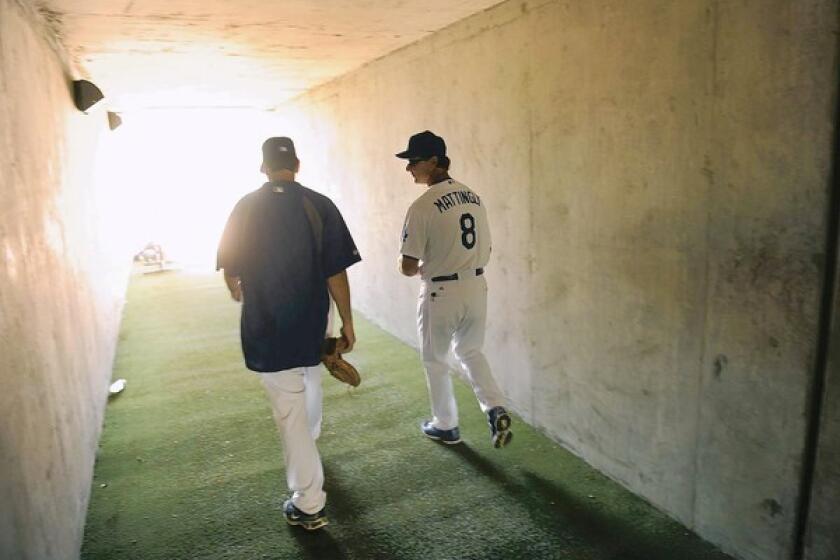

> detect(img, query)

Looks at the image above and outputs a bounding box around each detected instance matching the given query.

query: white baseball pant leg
[261,368,326,514]
[418,281,459,430]
[304,369,322,440]
[451,275,505,413]
[418,275,505,430]
[303,302,335,441]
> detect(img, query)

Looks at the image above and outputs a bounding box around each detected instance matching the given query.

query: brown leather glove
[321,337,361,387]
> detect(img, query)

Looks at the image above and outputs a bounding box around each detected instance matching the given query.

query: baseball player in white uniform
[396,130,512,448]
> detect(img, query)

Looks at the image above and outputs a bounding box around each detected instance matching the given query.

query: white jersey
[400,179,491,281]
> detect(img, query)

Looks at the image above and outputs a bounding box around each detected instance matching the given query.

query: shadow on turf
[288,523,346,560]
[309,465,408,559]
[281,444,731,560]
[281,465,384,560]
[449,444,732,560]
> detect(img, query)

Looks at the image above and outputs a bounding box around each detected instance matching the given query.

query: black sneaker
[283,499,329,531]
[421,421,462,444]
[488,406,512,448]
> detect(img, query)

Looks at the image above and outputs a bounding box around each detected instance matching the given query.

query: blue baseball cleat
[488,406,512,448]
[283,499,329,531]
[421,421,462,444]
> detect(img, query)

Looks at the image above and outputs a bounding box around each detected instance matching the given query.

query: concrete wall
[0,1,126,558]
[693,4,836,558]
[277,1,838,559]
[805,170,839,557]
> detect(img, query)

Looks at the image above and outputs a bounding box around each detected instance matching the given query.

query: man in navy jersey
[218,136,361,530]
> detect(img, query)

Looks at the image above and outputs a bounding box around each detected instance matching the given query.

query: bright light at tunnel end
[97,107,287,272]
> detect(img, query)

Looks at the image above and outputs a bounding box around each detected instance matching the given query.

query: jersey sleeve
[321,198,362,278]
[216,199,246,276]
[399,203,426,260]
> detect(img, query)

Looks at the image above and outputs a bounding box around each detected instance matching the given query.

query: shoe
[283,499,329,531]
[488,406,512,448]
[421,421,462,444]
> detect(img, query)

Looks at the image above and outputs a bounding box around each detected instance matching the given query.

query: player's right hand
[339,324,356,354]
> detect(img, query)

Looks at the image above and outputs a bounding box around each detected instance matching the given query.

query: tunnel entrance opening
[100,108,289,271]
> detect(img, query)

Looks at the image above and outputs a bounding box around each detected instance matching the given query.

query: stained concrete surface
[37,0,506,110]
[0,1,126,558]
[805,187,840,558]
[273,1,838,559]
[691,4,835,558]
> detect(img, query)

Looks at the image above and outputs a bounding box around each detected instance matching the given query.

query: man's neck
[267,170,296,182]
[426,170,451,186]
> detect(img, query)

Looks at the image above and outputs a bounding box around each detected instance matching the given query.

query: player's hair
[435,155,451,171]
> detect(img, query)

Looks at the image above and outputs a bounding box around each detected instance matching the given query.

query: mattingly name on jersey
[433,191,482,213]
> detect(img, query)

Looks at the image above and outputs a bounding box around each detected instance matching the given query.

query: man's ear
[429,156,439,167]
[260,162,266,174]
[294,160,301,173]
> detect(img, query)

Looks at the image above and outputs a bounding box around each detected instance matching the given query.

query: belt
[431,268,484,282]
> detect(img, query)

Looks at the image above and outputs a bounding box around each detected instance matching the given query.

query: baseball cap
[262,137,298,170]
[395,130,446,159]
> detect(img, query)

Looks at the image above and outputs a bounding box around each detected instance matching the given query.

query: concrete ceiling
[36,0,503,111]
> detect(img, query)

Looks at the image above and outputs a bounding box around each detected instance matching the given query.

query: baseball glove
[321,337,361,387]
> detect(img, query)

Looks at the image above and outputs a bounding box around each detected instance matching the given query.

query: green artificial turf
[81,270,732,560]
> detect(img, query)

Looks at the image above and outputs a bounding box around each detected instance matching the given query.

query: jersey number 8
[460,213,476,249]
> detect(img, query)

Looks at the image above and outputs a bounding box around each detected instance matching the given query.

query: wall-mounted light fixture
[107,111,122,130]
[72,79,104,112]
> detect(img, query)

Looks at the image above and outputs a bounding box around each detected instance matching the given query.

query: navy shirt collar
[262,180,300,193]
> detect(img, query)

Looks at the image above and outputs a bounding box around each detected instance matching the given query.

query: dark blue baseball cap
[395,130,446,159]
[262,136,298,170]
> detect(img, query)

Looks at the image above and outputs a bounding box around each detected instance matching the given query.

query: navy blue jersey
[217,181,361,372]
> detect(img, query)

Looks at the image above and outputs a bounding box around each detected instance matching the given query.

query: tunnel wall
[805,172,840,557]
[278,1,838,559]
[0,1,126,559]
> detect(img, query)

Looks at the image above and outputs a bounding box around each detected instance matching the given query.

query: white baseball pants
[256,301,335,514]
[261,367,326,515]
[418,274,505,431]
[300,301,335,441]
